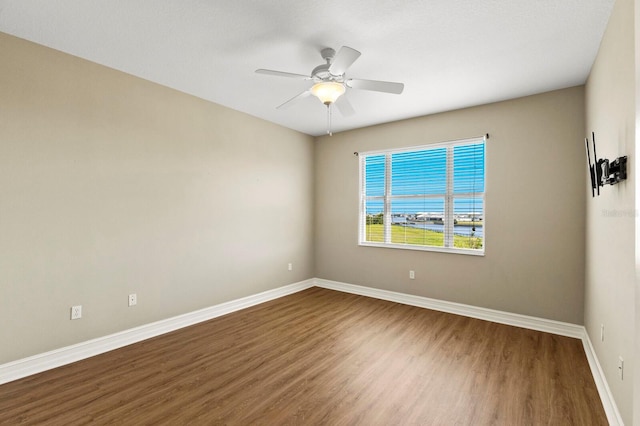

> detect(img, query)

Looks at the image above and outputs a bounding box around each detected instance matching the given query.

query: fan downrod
[313,48,339,80]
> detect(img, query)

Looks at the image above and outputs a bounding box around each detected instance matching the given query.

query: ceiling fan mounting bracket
[320,48,336,63]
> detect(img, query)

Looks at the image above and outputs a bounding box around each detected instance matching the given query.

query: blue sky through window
[364,142,485,216]
[364,155,385,198]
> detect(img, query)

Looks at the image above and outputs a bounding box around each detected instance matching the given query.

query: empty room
[0,0,638,424]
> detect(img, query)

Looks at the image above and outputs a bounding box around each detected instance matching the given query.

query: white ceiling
[0,0,615,137]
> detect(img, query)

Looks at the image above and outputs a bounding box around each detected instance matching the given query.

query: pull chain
[326,104,333,136]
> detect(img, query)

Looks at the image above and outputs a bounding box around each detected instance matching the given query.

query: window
[359,136,485,255]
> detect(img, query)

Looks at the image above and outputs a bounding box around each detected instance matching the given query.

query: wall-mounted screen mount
[585,132,627,197]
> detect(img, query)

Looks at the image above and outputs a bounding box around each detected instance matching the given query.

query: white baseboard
[314,278,623,426]
[0,277,622,425]
[0,279,314,386]
[314,278,584,338]
[581,331,624,426]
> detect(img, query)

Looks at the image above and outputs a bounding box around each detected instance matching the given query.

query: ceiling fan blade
[335,96,356,117]
[277,90,311,109]
[346,78,404,94]
[255,69,310,80]
[328,46,361,76]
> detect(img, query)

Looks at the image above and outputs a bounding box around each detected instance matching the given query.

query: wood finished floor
[0,287,607,425]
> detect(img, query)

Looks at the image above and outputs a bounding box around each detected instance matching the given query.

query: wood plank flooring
[0,287,607,425]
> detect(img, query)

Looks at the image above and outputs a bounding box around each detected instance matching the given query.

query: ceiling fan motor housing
[312,63,337,81]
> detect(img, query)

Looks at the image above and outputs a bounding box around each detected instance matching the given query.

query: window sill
[358,241,485,256]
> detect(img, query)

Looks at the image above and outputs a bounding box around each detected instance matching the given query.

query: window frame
[358,136,486,256]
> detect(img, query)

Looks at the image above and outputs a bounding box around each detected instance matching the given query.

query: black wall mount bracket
[585,132,627,197]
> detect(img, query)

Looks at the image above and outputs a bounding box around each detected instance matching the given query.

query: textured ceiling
[0,0,615,136]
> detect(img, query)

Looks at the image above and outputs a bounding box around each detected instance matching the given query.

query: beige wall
[636,1,640,423]
[315,86,586,324]
[0,33,315,364]
[585,0,636,423]
[630,0,640,425]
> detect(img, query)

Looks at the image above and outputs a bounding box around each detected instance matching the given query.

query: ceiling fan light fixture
[311,81,345,105]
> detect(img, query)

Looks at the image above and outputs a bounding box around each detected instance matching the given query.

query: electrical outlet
[288,263,293,271]
[71,305,82,320]
[618,356,624,380]
[128,293,137,307]
[409,270,415,279]
[600,324,604,342]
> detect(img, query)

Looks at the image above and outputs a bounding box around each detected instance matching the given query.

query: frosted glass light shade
[311,81,345,105]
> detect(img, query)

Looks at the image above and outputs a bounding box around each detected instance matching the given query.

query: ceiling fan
[255,46,404,134]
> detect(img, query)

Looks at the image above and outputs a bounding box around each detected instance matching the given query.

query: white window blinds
[359,136,485,254]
